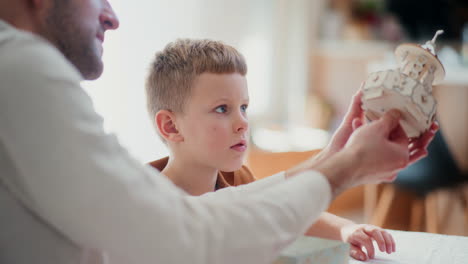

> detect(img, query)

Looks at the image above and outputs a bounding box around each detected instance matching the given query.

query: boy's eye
[241,104,248,112]
[215,105,227,113]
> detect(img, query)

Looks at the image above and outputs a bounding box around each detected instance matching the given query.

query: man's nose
[100,0,120,30]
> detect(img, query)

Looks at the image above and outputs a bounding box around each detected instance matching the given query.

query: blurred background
[84,0,468,235]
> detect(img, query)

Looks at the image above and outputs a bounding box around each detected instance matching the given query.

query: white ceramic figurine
[361,30,446,138]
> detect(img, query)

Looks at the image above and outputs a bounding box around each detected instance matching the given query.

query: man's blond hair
[146,39,247,126]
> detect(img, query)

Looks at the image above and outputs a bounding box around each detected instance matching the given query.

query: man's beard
[44,0,103,80]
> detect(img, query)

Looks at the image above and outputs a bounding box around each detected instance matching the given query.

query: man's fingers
[375,109,401,135]
[349,244,368,261]
[407,129,436,164]
[382,172,398,182]
[344,90,364,124]
[406,128,436,165]
[352,118,363,130]
[409,149,428,164]
[389,123,408,145]
[430,121,440,131]
[415,129,437,150]
[409,142,417,152]
[409,122,438,150]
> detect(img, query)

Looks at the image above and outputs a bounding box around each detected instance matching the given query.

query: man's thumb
[352,118,363,130]
[376,109,401,134]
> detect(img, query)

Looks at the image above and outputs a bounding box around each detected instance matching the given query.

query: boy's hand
[341,224,396,261]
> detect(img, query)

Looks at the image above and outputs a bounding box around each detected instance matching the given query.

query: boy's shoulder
[148,157,169,172]
[147,156,256,189]
[216,165,256,190]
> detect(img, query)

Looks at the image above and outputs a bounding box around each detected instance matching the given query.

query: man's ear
[30,0,41,6]
[27,0,44,9]
[26,0,49,26]
[155,110,184,143]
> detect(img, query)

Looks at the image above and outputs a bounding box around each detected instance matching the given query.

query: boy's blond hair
[146,39,248,127]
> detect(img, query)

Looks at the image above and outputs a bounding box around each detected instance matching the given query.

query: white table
[350,230,468,264]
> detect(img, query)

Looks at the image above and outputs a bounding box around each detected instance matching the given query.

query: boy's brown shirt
[148,157,256,190]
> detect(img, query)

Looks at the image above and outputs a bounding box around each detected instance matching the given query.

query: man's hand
[315,90,364,163]
[308,109,408,196]
[352,116,439,183]
[341,224,396,261]
[407,121,439,164]
[346,109,410,179]
[286,87,438,196]
[319,87,438,171]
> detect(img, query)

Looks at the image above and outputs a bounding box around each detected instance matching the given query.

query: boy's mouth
[230,140,247,152]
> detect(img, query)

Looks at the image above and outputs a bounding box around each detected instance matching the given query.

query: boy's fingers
[364,228,386,253]
[354,231,375,259]
[389,231,396,252]
[350,244,368,262]
[381,231,392,254]
[382,231,395,253]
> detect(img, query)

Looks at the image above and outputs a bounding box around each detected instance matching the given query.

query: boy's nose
[234,115,249,133]
[100,0,120,31]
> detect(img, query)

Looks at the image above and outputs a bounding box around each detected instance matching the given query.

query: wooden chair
[365,183,468,235]
[365,128,468,235]
[247,147,364,217]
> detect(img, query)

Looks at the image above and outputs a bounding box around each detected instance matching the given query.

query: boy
[145,39,396,261]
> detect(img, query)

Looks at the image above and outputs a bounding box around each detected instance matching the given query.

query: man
[0,0,436,263]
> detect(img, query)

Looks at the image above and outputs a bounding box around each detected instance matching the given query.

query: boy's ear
[155,110,184,143]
